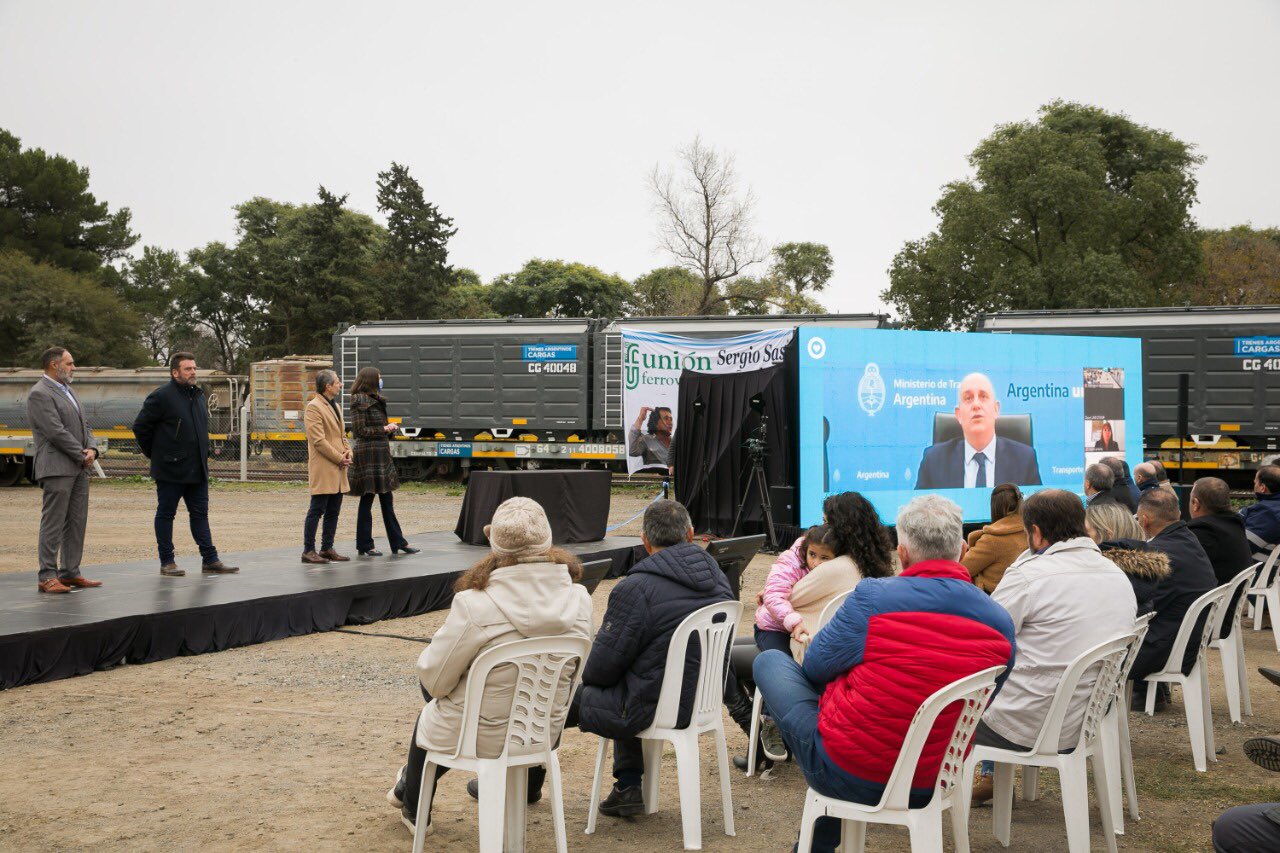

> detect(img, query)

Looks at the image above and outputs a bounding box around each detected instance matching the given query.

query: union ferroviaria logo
[858,362,886,415]
[624,343,640,390]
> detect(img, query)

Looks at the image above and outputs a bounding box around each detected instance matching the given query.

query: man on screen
[914,373,1042,490]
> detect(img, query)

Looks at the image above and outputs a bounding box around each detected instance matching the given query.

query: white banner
[621,327,794,474]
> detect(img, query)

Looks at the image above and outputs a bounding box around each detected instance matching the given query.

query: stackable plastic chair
[1140,584,1230,772]
[746,589,855,776]
[585,600,742,850]
[964,633,1134,853]
[410,635,591,853]
[1105,612,1155,832]
[1210,565,1262,723]
[1246,544,1280,649]
[794,665,1005,853]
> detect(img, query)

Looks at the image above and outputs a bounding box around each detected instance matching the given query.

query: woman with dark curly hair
[822,491,895,579]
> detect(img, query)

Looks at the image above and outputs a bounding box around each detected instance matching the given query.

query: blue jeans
[753,650,931,853]
[155,479,218,565]
[304,493,343,552]
[754,624,793,656]
[356,491,407,552]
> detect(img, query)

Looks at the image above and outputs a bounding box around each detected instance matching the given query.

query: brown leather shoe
[319,549,350,562]
[61,576,103,588]
[202,561,240,574]
[970,773,994,806]
[38,578,72,594]
[301,551,330,564]
[160,563,186,577]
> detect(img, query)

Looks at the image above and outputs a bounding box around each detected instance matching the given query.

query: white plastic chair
[410,635,591,853]
[1140,583,1230,772]
[585,600,742,850]
[1246,544,1280,649]
[964,632,1134,853]
[746,589,855,776]
[1104,611,1155,833]
[795,664,1005,853]
[1210,565,1262,723]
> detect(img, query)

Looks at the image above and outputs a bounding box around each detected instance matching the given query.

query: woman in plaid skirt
[348,367,419,556]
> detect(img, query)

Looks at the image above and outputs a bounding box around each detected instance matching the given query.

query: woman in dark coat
[349,367,417,556]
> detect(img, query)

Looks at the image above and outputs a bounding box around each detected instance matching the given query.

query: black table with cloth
[454,470,612,546]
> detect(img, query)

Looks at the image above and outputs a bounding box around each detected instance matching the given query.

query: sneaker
[401,802,428,836]
[1244,736,1280,772]
[386,764,406,808]
[465,776,542,804]
[597,783,646,817]
[732,752,774,775]
[760,717,789,761]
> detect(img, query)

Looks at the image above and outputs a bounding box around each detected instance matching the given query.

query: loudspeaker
[770,486,795,526]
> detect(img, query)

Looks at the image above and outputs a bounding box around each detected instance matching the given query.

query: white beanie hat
[484,497,554,558]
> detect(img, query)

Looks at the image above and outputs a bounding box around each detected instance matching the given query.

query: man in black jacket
[577,499,734,816]
[1101,456,1139,512]
[131,352,238,577]
[1129,489,1217,705]
[1188,477,1257,638]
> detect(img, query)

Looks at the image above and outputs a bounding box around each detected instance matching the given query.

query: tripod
[731,418,780,552]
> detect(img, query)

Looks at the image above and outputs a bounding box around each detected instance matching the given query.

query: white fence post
[240,400,250,482]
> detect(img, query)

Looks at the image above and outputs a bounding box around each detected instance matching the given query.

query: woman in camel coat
[302,369,351,563]
[962,483,1027,593]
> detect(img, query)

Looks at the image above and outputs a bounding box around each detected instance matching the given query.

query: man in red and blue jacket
[754,494,1016,853]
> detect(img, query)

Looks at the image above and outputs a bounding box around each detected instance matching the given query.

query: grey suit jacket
[27,379,97,481]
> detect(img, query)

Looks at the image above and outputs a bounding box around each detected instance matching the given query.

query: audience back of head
[1101,456,1129,480]
[1191,477,1233,515]
[642,499,692,549]
[1137,488,1181,531]
[823,491,895,578]
[895,494,964,566]
[990,483,1022,521]
[1086,501,1144,542]
[1086,463,1115,493]
[1134,462,1156,484]
[1022,489,1088,545]
[1258,465,1280,495]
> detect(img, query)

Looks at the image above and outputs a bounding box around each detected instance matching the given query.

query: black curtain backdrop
[674,364,794,536]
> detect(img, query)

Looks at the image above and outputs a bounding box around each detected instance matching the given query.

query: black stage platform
[0,532,644,690]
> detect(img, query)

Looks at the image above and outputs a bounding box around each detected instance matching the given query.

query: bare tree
[650,136,767,314]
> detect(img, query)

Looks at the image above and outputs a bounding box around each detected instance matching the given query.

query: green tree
[771,242,833,298]
[629,266,719,316]
[120,246,191,364]
[375,162,456,319]
[0,251,147,367]
[180,241,258,372]
[1190,226,1280,305]
[883,101,1203,329]
[488,259,633,318]
[434,268,497,318]
[0,129,137,273]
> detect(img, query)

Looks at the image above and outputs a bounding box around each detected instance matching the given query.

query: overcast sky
[3,1,1278,316]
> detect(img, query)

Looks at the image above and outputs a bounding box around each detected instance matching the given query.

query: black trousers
[155,479,217,565]
[356,491,407,552]
[1213,803,1280,852]
[402,685,643,819]
[303,493,342,552]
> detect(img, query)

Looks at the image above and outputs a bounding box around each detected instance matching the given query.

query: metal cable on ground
[334,628,433,643]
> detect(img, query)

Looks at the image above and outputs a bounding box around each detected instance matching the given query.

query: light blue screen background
[798,328,1144,525]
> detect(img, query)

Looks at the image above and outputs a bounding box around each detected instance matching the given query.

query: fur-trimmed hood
[1100,539,1171,581]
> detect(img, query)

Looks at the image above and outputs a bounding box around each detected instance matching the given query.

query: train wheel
[0,460,23,487]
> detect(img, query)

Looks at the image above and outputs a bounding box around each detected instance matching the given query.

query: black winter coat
[1128,521,1218,679]
[578,542,733,740]
[1188,512,1257,638]
[1107,479,1139,513]
[131,379,210,483]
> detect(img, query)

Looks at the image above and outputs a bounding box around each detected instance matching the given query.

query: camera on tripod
[731,393,779,551]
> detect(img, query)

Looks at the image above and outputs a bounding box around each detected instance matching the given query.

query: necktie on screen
[974,451,988,488]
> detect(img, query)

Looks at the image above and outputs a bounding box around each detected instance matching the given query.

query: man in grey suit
[28,346,103,593]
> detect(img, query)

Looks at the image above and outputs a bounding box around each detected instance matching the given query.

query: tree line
[3,103,1279,372]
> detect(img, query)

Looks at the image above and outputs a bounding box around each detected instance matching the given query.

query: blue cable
[605,489,667,532]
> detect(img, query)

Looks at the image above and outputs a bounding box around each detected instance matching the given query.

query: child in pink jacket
[753,525,836,655]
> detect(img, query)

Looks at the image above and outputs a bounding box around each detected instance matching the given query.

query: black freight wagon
[978,306,1280,486]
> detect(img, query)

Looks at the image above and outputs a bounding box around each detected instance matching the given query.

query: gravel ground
[1,479,1278,851]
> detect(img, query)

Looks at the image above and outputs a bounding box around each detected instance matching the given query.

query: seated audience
[971,489,1137,804]
[754,494,1015,853]
[387,497,592,831]
[1242,465,1280,564]
[1101,456,1140,512]
[961,483,1026,593]
[1188,477,1257,638]
[1151,460,1178,495]
[1084,463,1118,507]
[1212,731,1280,851]
[1134,462,1160,495]
[1127,489,1218,710]
[1086,501,1169,616]
[754,524,839,655]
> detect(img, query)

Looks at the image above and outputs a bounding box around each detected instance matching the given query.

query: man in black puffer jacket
[578,499,733,816]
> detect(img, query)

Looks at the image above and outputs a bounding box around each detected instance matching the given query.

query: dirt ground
[1,480,1278,851]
